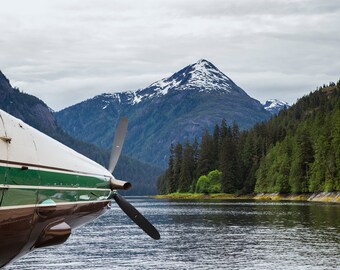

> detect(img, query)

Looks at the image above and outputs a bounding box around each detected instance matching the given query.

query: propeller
[108,116,128,173]
[112,193,160,240]
[107,117,160,240]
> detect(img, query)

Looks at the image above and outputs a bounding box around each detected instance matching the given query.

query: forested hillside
[157,81,340,194]
[0,71,163,195]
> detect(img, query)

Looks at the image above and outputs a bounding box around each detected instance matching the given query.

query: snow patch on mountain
[101,59,249,107]
[263,99,289,114]
[119,59,238,105]
[129,91,143,105]
[146,59,233,96]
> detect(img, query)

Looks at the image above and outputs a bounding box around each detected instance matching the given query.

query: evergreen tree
[212,124,220,169]
[220,118,228,141]
[197,130,214,177]
[219,131,235,193]
[179,142,195,192]
[191,138,200,190]
[295,128,314,192]
[167,144,176,193]
[173,142,183,191]
[157,170,168,195]
[309,135,327,191]
[331,109,340,190]
[231,121,241,190]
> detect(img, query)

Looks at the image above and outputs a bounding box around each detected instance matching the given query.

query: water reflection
[7,198,340,270]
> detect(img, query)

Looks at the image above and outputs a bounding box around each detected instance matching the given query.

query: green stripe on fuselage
[0,165,111,207]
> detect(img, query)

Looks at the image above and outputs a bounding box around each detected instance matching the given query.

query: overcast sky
[1,0,339,111]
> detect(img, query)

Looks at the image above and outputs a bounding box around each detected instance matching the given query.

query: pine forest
[157,81,340,195]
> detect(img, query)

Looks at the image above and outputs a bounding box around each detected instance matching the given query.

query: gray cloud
[0,0,339,110]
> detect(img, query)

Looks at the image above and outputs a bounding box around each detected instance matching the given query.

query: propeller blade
[108,118,159,239]
[108,117,128,173]
[113,193,160,240]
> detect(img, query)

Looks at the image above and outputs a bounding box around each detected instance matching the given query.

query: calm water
[6,198,340,270]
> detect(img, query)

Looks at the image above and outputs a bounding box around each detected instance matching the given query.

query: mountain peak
[151,58,233,93]
[192,59,216,70]
[129,59,244,104]
[263,99,290,115]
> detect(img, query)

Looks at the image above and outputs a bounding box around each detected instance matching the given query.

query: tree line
[157,80,340,194]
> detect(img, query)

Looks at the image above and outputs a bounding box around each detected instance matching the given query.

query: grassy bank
[154,193,252,200]
[154,192,340,203]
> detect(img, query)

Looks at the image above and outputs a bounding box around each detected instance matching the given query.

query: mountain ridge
[0,71,163,195]
[56,59,272,167]
[62,59,254,110]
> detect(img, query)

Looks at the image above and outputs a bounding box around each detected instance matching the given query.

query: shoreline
[153,192,340,203]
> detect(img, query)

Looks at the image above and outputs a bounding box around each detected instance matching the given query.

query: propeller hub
[110,178,132,190]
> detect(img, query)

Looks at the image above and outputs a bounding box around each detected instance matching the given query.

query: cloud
[0,0,339,110]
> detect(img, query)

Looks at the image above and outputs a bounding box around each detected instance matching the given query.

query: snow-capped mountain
[263,99,290,115]
[56,59,271,167]
[100,59,248,106]
[132,59,245,101]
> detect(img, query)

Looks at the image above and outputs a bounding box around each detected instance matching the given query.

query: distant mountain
[0,71,162,195]
[263,99,290,115]
[0,71,58,135]
[56,59,271,167]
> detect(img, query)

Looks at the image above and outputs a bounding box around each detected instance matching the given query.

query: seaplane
[0,109,160,268]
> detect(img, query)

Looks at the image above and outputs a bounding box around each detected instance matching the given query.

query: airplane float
[0,109,160,268]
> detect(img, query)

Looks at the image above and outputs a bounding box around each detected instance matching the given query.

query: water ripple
[6,198,340,270]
